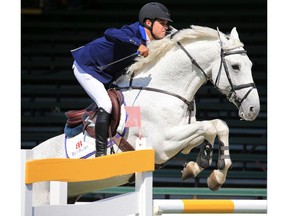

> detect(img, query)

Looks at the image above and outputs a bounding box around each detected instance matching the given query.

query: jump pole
[153,199,267,215]
[21,138,154,216]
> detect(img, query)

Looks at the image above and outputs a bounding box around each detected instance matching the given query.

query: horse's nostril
[250,107,254,113]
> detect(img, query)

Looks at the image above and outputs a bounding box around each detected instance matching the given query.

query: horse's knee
[211,119,229,136]
[201,121,217,143]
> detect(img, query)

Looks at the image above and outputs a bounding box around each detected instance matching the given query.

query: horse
[31,25,260,206]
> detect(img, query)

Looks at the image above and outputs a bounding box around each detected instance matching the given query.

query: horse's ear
[217,28,229,47]
[230,27,240,40]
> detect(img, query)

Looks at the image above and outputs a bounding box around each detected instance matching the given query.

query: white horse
[31,25,260,206]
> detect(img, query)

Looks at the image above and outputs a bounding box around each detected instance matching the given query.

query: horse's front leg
[160,120,217,179]
[178,119,232,191]
[207,119,233,191]
[179,121,217,181]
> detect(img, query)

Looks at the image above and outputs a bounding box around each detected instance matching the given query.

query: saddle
[65,89,134,152]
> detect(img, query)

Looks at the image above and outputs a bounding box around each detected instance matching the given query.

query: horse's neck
[118,39,218,101]
[175,40,219,97]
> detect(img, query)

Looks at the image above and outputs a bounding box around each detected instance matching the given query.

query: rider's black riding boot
[95,107,110,157]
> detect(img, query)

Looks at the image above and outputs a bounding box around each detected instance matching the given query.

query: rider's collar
[145,32,151,43]
[139,25,149,44]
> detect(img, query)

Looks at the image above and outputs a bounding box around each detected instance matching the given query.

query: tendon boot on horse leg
[182,141,213,180]
[207,140,232,191]
[95,107,111,157]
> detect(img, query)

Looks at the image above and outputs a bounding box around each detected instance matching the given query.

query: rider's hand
[138,44,149,57]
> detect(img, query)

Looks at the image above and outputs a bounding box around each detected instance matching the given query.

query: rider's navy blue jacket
[71,22,147,84]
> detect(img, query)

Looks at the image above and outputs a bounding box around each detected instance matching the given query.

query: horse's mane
[128,25,244,74]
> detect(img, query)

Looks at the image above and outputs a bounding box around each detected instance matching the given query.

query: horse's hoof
[207,170,223,191]
[181,161,198,181]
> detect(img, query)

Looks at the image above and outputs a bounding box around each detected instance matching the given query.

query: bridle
[174,29,256,109]
[114,29,256,122]
[213,28,256,109]
[215,49,256,108]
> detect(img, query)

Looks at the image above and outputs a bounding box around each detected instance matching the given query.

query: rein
[176,41,209,81]
[114,81,195,123]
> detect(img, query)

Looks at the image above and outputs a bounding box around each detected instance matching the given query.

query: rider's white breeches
[72,61,112,114]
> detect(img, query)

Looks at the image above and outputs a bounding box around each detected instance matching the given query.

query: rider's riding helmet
[138,2,173,26]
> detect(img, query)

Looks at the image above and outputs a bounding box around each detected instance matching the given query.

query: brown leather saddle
[65,89,134,152]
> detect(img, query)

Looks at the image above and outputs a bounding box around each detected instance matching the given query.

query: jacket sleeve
[104,24,143,47]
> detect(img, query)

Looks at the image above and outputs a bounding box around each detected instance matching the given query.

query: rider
[71,2,173,157]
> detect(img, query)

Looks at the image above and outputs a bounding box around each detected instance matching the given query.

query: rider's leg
[73,61,112,157]
[95,107,110,156]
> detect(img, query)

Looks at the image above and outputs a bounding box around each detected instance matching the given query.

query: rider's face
[152,19,168,39]
[145,19,169,40]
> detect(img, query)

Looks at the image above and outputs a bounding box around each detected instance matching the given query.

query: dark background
[21,0,267,195]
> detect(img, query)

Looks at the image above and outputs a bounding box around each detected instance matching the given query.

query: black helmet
[139,2,173,26]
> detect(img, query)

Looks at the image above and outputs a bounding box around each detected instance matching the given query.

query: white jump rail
[21,138,154,216]
[153,199,267,215]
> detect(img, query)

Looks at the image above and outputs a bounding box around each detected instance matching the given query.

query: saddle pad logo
[65,132,95,159]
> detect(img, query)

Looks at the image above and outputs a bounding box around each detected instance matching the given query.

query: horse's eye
[232,64,239,71]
